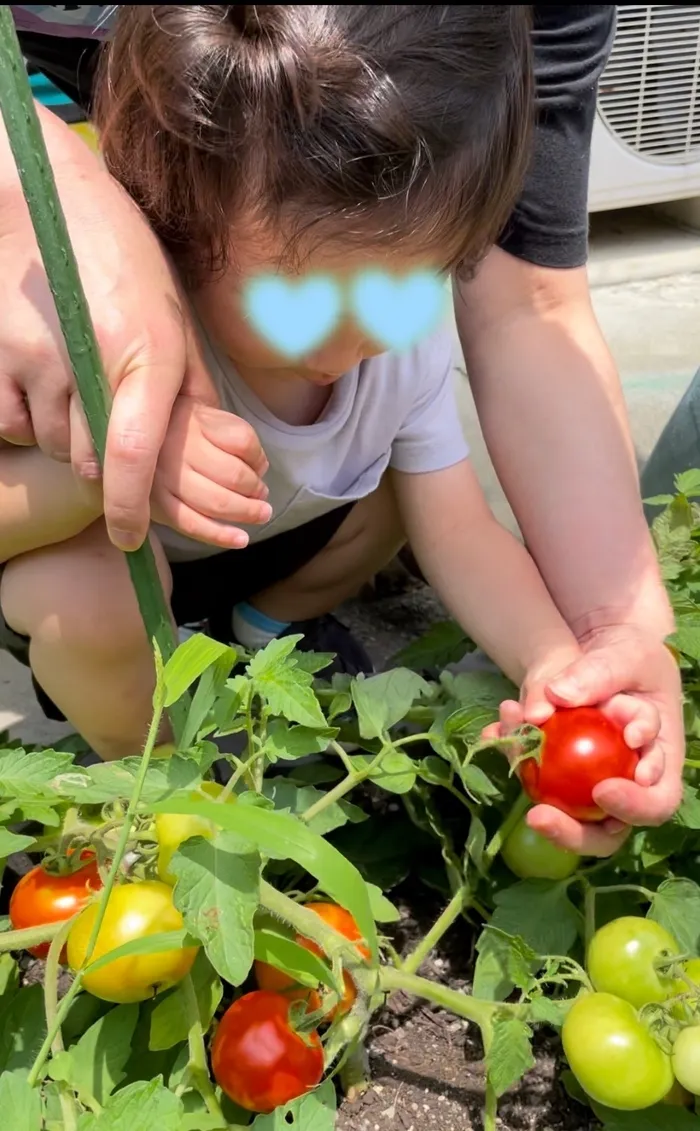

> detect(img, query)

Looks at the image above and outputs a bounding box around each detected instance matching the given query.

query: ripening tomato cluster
[564,916,700,1110]
[7,795,369,1115]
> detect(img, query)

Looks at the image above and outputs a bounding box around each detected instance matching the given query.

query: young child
[0,6,658,788]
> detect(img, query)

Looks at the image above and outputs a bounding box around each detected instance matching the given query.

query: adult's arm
[0,102,267,550]
[454,6,683,853]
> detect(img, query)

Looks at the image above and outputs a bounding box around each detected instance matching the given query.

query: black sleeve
[497,5,616,269]
[16,31,99,111]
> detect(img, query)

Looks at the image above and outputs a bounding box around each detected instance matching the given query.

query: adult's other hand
[0,105,267,550]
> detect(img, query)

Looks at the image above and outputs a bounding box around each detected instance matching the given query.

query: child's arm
[0,444,101,563]
[392,459,580,684]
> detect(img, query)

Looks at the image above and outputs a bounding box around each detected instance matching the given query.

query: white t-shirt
[156,320,469,562]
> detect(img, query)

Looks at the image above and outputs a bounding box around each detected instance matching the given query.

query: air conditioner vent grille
[598,5,700,164]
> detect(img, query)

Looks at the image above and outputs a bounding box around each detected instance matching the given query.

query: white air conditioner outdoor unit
[589,4,700,212]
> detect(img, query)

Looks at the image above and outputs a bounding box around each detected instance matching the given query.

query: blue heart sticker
[243,275,342,359]
[351,270,447,351]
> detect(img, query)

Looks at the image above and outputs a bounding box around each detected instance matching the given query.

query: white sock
[232,601,291,650]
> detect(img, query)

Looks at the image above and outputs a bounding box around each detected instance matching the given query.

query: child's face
[192,224,448,384]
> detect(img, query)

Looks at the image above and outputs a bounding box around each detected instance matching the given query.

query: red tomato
[255,902,370,1021]
[9,858,102,959]
[519,707,638,822]
[211,990,324,1113]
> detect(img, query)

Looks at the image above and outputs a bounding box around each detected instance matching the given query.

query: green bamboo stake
[0,7,189,739]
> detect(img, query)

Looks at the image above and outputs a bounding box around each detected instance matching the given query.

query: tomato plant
[67,880,198,1003]
[9,856,101,959]
[501,816,580,880]
[562,992,675,1110]
[211,990,324,1112]
[256,901,370,1020]
[587,916,681,1009]
[519,707,638,821]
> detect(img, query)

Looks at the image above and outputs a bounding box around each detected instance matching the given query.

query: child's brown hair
[94,5,533,284]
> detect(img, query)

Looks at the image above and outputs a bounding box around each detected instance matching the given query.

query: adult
[1,5,683,855]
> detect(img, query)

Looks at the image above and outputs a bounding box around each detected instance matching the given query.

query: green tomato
[673,1026,700,1095]
[587,916,680,1010]
[155,780,231,883]
[501,816,580,880]
[562,992,674,1110]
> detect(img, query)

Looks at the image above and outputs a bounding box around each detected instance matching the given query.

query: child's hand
[483,670,668,858]
[151,397,272,548]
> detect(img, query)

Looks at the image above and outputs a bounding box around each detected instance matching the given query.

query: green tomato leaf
[262,776,365,836]
[443,705,497,742]
[0,828,36,856]
[458,761,500,801]
[77,1077,183,1131]
[485,1014,534,1098]
[676,469,700,497]
[672,615,700,663]
[85,931,194,976]
[162,634,237,707]
[152,797,377,959]
[170,830,261,986]
[366,883,401,923]
[526,995,570,1028]
[465,812,487,877]
[441,668,518,710]
[149,952,223,1051]
[251,1079,336,1130]
[351,670,432,739]
[182,650,238,748]
[0,953,19,1006]
[55,756,202,805]
[248,636,326,727]
[0,983,46,1074]
[292,652,336,674]
[674,784,700,829]
[0,747,75,803]
[49,1003,139,1106]
[253,927,339,992]
[262,721,338,761]
[328,692,352,721]
[649,877,700,953]
[593,1103,700,1129]
[389,620,472,671]
[349,749,417,795]
[491,881,580,958]
[473,927,538,1001]
[0,1072,42,1131]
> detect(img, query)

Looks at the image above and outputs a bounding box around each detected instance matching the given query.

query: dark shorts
[0,504,354,723]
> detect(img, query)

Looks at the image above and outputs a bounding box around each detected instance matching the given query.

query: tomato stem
[378,965,504,1027]
[0,922,62,953]
[400,793,530,978]
[183,972,225,1120]
[44,913,82,1131]
[27,671,166,1088]
[482,791,531,869]
[300,743,392,824]
[401,886,470,976]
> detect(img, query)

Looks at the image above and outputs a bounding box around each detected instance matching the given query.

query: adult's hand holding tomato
[519,707,638,823]
[211,990,324,1113]
[9,858,101,960]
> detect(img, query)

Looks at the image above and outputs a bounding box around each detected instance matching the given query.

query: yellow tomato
[155,780,232,884]
[67,880,197,1003]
